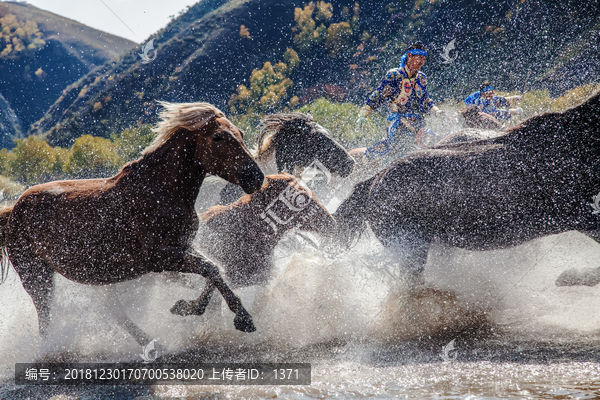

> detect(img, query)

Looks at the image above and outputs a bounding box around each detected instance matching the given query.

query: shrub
[63,135,122,178]
[8,136,57,184]
[551,83,600,113]
[297,98,386,149]
[517,89,553,117]
[113,124,156,162]
[0,175,25,200]
[229,112,262,150]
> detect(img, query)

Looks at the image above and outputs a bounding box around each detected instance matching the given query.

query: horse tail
[0,206,13,284]
[332,175,376,248]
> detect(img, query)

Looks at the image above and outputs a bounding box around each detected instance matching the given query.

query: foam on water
[1,227,599,369]
[1,174,600,397]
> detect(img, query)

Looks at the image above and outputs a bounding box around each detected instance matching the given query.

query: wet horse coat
[1,101,264,345]
[334,91,600,277]
[219,112,355,204]
[189,174,335,315]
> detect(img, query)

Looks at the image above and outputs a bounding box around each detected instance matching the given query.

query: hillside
[0,91,21,148]
[3,2,135,65]
[26,0,600,148]
[0,1,136,143]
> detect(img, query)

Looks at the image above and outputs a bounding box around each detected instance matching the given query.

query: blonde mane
[142,101,226,155]
[255,112,314,161]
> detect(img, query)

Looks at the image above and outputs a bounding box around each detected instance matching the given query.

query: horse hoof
[555,268,600,287]
[233,309,256,333]
[170,300,207,316]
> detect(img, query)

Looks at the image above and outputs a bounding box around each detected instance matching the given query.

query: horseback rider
[462,80,523,128]
[356,43,441,161]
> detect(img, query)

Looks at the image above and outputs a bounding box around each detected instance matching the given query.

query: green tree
[8,136,57,184]
[113,124,156,162]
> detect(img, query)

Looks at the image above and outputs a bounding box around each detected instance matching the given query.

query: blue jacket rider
[357,43,440,161]
[464,81,522,121]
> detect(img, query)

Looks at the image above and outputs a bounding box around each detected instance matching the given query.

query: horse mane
[142,101,226,156]
[256,112,314,160]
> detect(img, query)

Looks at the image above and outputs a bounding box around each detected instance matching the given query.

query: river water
[1,219,599,399]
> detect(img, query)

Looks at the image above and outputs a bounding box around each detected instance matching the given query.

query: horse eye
[213,135,225,142]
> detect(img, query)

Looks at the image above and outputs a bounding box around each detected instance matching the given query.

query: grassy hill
[24,0,600,148]
[3,1,135,66]
[0,1,136,142]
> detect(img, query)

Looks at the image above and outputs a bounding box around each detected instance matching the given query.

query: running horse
[0,101,264,346]
[219,112,355,204]
[334,90,600,282]
[190,174,336,314]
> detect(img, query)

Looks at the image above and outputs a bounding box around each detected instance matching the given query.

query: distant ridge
[21,0,600,148]
[0,1,137,143]
[3,1,136,68]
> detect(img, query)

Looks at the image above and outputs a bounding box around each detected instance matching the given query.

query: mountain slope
[28,0,600,147]
[3,1,136,67]
[0,1,136,142]
[0,91,22,148]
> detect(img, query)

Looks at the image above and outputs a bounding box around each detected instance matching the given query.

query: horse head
[150,102,264,194]
[262,113,355,177]
[196,116,264,194]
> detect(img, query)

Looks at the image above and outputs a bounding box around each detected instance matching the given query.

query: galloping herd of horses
[1,91,599,348]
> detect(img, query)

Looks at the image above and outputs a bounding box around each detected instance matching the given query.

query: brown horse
[188,174,335,314]
[0,101,264,346]
[334,90,600,282]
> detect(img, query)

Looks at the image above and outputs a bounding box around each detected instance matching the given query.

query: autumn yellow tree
[63,135,122,177]
[229,49,299,114]
[292,1,359,57]
[325,21,353,57]
[293,3,327,53]
[0,12,45,59]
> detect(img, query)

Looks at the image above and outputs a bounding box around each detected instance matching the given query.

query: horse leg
[12,255,54,337]
[93,285,154,347]
[380,230,431,286]
[555,230,600,287]
[169,280,215,317]
[168,253,255,332]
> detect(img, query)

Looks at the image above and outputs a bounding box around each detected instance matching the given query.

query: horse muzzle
[237,162,265,194]
[338,156,356,177]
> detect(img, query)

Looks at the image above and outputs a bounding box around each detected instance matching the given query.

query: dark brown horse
[219,112,355,204]
[334,91,600,282]
[189,174,335,314]
[0,101,264,346]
